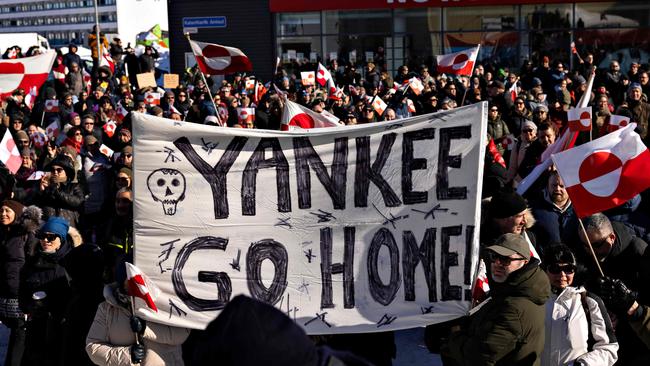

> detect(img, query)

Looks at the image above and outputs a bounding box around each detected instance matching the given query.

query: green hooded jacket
[446,262,551,366]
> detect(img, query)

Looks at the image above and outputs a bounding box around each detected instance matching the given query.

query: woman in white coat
[541,244,618,366]
[85,261,190,366]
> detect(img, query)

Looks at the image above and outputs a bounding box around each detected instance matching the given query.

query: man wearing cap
[616,83,649,143]
[444,233,550,365]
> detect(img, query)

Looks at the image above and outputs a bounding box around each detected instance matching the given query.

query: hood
[489,262,551,305]
[610,221,634,257]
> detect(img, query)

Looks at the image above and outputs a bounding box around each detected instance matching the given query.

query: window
[277,12,320,36]
[323,9,391,35]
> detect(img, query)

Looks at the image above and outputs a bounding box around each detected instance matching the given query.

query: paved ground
[0,324,439,366]
[394,327,442,365]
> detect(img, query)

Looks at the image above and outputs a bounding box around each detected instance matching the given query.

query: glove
[130,316,146,335]
[594,276,637,314]
[130,343,146,364]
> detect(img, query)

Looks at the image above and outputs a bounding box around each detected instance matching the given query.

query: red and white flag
[408,77,424,95]
[125,262,158,313]
[245,79,255,91]
[253,81,267,105]
[552,123,650,218]
[82,68,92,94]
[144,92,161,105]
[0,51,56,103]
[406,98,417,113]
[567,106,592,132]
[103,121,117,138]
[488,138,506,168]
[0,130,21,174]
[436,45,480,76]
[44,99,59,113]
[52,57,68,85]
[508,81,518,102]
[316,63,332,87]
[100,49,115,73]
[237,107,255,125]
[116,102,128,122]
[281,99,342,130]
[30,131,47,149]
[607,115,630,132]
[301,71,316,86]
[370,96,387,115]
[189,40,252,75]
[45,121,60,141]
[99,144,114,158]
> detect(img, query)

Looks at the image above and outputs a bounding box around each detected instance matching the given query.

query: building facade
[0,0,167,48]
[168,0,649,80]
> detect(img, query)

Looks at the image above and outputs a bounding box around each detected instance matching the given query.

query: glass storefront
[275,1,650,75]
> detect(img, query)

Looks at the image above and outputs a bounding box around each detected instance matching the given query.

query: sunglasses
[490,109,498,112]
[37,232,58,242]
[487,251,526,266]
[590,236,611,249]
[523,128,534,133]
[547,263,576,274]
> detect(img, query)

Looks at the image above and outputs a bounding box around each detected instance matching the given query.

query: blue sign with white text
[183,16,227,29]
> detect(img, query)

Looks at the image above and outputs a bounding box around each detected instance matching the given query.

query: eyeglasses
[17,140,29,144]
[117,176,130,183]
[84,122,94,126]
[51,167,64,174]
[547,263,576,274]
[37,232,58,242]
[522,128,534,133]
[487,251,526,266]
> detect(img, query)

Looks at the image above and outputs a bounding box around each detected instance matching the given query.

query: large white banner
[132,102,487,333]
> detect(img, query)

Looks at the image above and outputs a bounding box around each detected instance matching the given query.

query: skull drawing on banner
[146,168,186,215]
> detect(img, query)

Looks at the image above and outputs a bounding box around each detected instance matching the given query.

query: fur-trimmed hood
[19,205,42,233]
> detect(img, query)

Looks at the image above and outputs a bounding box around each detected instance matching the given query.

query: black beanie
[489,191,527,219]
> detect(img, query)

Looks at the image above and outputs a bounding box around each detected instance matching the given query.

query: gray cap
[487,233,530,260]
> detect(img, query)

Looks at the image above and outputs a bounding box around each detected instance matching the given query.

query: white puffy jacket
[542,286,618,366]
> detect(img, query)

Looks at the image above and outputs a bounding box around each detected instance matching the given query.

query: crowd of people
[0,32,649,365]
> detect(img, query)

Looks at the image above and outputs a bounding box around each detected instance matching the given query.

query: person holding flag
[86,259,190,365]
[551,123,650,364]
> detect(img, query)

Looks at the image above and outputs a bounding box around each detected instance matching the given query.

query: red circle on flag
[453,53,469,66]
[201,45,232,71]
[0,62,25,94]
[290,113,315,128]
[580,111,590,119]
[578,151,622,183]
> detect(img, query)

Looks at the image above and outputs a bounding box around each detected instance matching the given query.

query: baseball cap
[487,233,530,260]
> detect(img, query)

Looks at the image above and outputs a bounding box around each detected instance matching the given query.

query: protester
[541,244,618,366]
[20,216,73,366]
[85,260,190,366]
[579,213,650,365]
[442,233,550,365]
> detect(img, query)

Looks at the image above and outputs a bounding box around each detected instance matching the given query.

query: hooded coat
[86,284,190,366]
[445,262,551,366]
[581,221,650,364]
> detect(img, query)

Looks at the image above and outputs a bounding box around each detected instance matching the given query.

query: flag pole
[129,296,141,345]
[577,218,605,277]
[184,33,223,126]
[460,44,481,107]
